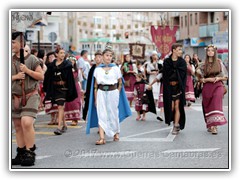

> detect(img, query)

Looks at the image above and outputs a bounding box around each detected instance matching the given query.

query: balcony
[199,23,219,38]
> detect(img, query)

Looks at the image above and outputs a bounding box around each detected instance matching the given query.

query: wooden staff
[20,32,26,106]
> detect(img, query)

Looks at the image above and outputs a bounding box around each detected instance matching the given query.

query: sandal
[71,120,78,126]
[95,138,106,145]
[54,128,62,135]
[136,117,141,121]
[48,122,56,125]
[113,133,119,141]
[211,126,218,135]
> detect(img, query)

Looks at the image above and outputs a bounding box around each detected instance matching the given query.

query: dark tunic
[163,56,187,129]
[43,59,77,105]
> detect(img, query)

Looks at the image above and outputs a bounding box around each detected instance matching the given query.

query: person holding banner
[162,43,187,135]
[12,32,44,166]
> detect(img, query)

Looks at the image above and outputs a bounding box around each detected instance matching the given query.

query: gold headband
[205,44,217,50]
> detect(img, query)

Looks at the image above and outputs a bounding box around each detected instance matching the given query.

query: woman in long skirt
[121,53,137,107]
[196,44,228,135]
[64,56,82,126]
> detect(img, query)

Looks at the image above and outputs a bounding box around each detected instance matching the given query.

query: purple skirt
[202,81,227,128]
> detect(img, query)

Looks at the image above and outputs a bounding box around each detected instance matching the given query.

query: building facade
[167,11,229,61]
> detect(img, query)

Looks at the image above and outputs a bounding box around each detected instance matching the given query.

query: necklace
[105,70,109,75]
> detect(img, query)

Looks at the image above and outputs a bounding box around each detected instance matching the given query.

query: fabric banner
[150,26,178,58]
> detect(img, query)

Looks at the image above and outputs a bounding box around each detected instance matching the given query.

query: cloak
[163,56,187,130]
[82,64,96,120]
[43,59,77,103]
[86,63,132,134]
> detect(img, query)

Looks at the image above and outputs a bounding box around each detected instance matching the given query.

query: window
[195,13,198,25]
[105,25,109,29]
[210,12,214,23]
[112,25,116,29]
[142,23,145,28]
[93,17,102,24]
[78,21,81,25]
[79,29,82,33]
[185,15,187,27]
[120,25,124,29]
[135,24,138,28]
[85,30,88,34]
[190,14,193,26]
[97,24,101,29]
[181,16,183,28]
[83,22,87,26]
[127,24,131,29]
[91,23,94,28]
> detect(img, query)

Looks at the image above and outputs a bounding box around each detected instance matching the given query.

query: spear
[20,32,26,106]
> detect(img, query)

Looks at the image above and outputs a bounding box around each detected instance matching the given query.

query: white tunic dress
[94,66,122,137]
[147,62,160,100]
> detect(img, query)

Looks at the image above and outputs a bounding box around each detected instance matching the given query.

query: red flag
[151,26,178,58]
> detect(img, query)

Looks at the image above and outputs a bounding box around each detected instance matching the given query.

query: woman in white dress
[146,51,160,105]
[93,49,123,145]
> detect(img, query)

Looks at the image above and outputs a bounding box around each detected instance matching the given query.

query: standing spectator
[184,54,196,106]
[11,32,44,166]
[162,43,187,135]
[43,48,77,135]
[196,44,228,135]
[77,50,90,91]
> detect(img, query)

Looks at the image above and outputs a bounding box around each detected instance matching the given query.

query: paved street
[11,94,229,169]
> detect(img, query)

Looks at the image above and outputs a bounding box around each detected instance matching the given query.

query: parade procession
[10,10,229,170]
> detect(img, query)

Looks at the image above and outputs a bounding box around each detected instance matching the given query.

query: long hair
[203,45,221,77]
[68,56,78,72]
[184,54,192,63]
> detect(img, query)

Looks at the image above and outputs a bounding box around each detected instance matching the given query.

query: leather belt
[98,84,117,91]
[169,81,179,86]
[53,81,66,85]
